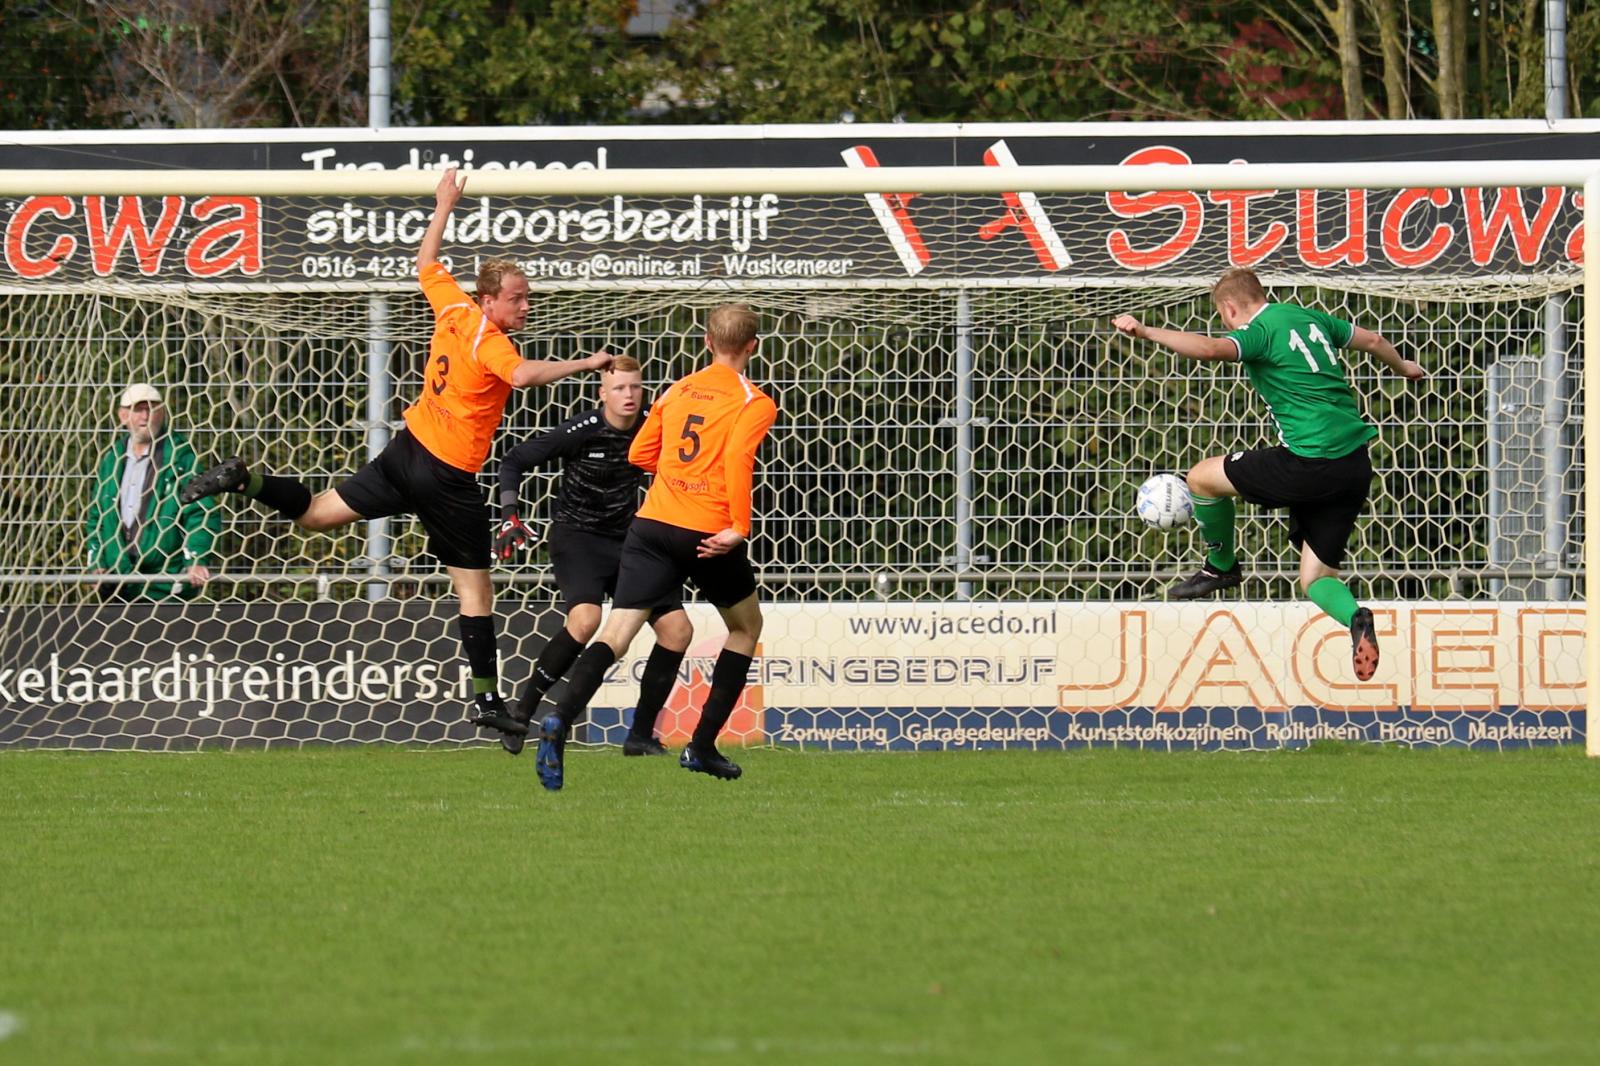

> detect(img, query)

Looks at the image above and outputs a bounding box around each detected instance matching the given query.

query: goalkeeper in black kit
[492,355,693,754]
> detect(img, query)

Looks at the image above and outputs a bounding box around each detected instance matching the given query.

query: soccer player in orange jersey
[533,304,778,790]
[181,169,612,732]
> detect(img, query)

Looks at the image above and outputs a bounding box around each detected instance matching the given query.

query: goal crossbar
[0,160,1597,197]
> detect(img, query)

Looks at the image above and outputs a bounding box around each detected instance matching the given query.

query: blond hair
[605,355,642,375]
[475,258,526,298]
[707,304,760,354]
[1211,267,1267,308]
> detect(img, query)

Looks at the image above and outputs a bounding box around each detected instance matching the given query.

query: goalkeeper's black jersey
[499,406,648,539]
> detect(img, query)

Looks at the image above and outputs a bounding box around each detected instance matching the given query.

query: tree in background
[389,0,655,125]
[1,0,1594,127]
[0,2,105,129]
[1021,2,1345,120]
[86,0,367,127]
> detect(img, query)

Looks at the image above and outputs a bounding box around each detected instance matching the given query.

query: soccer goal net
[0,158,1594,752]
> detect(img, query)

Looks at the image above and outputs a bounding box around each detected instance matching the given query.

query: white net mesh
[0,178,1588,750]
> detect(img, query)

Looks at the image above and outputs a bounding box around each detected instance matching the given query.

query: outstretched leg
[1170,455,1244,600]
[1299,543,1377,682]
[183,457,348,528]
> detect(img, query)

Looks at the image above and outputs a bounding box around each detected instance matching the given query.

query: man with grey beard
[86,383,221,601]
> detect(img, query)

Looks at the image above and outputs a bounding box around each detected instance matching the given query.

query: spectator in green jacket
[86,384,221,601]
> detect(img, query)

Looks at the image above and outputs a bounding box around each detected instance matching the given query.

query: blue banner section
[759,707,1585,752]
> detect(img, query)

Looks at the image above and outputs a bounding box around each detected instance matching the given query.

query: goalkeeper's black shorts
[612,517,758,612]
[335,429,490,570]
[547,522,682,619]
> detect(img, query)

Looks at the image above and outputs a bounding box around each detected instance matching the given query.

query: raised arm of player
[1112,315,1238,361]
[510,351,614,388]
[417,168,466,271]
[1349,326,1425,380]
[627,395,667,474]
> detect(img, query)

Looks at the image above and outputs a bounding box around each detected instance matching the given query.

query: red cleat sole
[1353,634,1379,682]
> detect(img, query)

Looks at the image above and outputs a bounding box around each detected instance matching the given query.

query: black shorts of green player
[1222,444,1373,572]
[1112,266,1427,683]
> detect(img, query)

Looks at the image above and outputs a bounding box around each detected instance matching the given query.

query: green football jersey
[1224,303,1376,459]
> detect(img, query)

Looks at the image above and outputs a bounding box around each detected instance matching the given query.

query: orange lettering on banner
[1518,608,1585,711]
[1158,610,1287,712]
[1207,163,1288,267]
[185,197,262,277]
[1410,609,1500,711]
[1106,146,1203,270]
[1380,188,1453,268]
[1291,611,1400,711]
[1460,186,1564,266]
[3,196,77,279]
[1057,610,1147,712]
[1296,189,1368,267]
[85,195,184,276]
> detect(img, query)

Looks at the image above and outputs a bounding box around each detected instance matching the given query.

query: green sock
[245,471,264,497]
[1191,494,1237,571]
[472,677,498,696]
[1307,576,1359,627]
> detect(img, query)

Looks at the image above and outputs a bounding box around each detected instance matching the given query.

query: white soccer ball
[1135,473,1194,529]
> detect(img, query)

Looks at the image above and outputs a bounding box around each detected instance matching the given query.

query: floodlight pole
[366,0,393,602]
[1541,0,1572,601]
[954,289,975,601]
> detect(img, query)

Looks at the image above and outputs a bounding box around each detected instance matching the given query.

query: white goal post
[0,156,1594,754]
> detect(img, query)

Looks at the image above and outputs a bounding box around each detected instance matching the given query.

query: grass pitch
[1,744,1596,1065]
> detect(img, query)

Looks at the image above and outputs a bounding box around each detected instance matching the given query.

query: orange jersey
[630,363,778,537]
[403,262,523,472]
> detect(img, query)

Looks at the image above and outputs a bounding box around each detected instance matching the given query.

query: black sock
[519,628,585,715]
[691,649,753,751]
[556,644,616,730]
[457,615,498,696]
[630,644,685,740]
[246,473,313,520]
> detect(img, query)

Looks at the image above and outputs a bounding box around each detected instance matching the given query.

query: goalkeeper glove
[493,514,537,562]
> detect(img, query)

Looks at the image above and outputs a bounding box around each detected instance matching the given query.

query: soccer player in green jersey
[1112,267,1425,681]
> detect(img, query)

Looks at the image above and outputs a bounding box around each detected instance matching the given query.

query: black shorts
[612,517,759,611]
[1223,443,1373,570]
[334,429,490,570]
[547,522,683,620]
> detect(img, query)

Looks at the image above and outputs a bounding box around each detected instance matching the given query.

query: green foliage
[392,0,655,125]
[0,2,105,129]
[1,0,1594,124]
[1572,1,1600,117]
